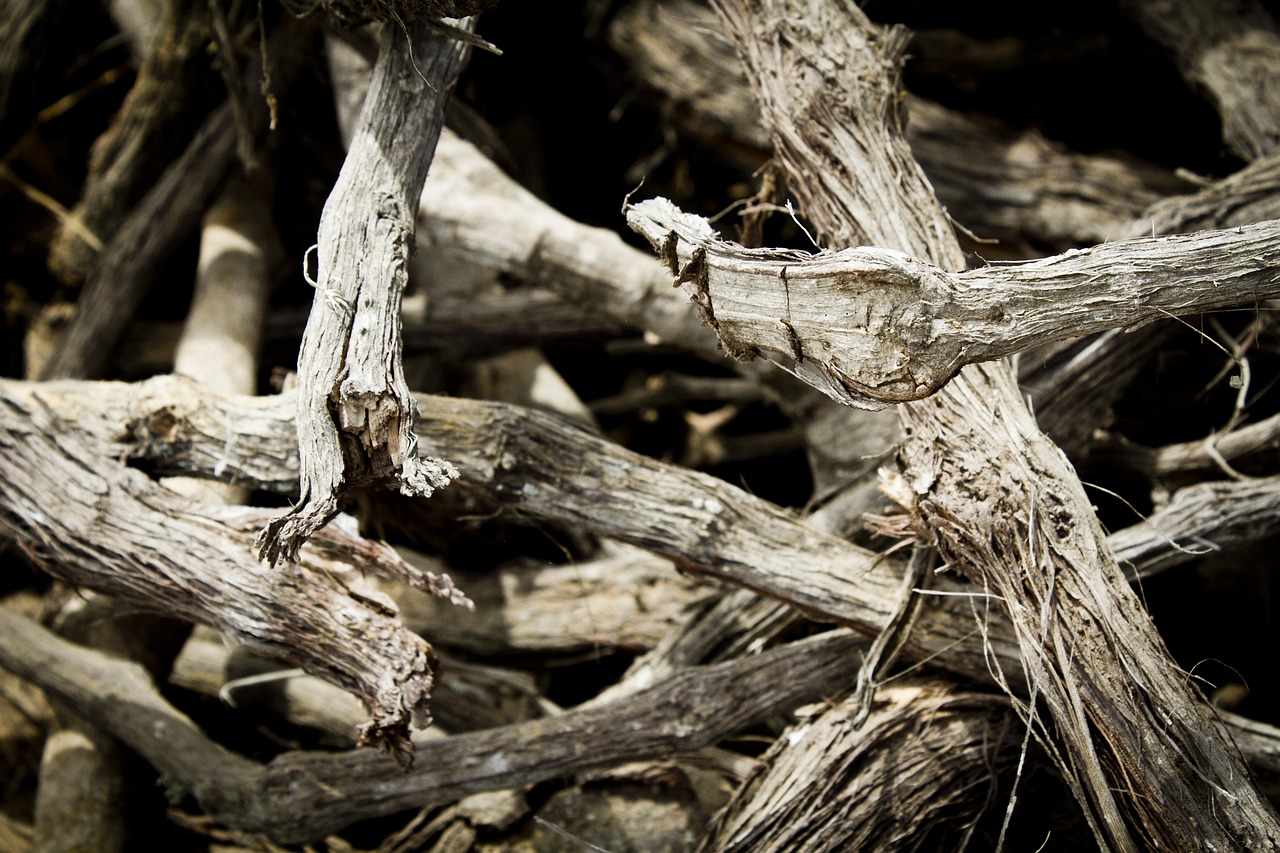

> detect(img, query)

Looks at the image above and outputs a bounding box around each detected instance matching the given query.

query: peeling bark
[627,197,1280,409]
[256,20,469,564]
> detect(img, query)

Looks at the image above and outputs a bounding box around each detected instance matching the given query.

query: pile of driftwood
[5,0,1280,849]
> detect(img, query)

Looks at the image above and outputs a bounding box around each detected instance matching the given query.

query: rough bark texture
[702,683,1020,852]
[704,0,1280,849]
[46,0,212,286]
[256,20,467,564]
[0,605,869,844]
[0,382,471,768]
[609,0,1192,248]
[629,198,1280,409]
[15,372,1280,756]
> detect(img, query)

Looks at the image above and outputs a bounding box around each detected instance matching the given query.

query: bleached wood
[628,197,1280,409]
[256,21,468,564]
[0,383,471,768]
[609,0,1189,248]
[1121,0,1280,161]
[707,0,1280,849]
[0,605,869,844]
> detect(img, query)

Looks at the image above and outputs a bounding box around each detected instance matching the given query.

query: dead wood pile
[4,0,1280,850]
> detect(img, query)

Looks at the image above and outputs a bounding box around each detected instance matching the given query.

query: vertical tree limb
[256,21,469,564]
[705,0,1280,848]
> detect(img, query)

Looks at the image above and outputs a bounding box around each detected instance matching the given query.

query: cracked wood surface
[0,604,867,844]
[257,20,467,565]
[706,0,1280,849]
[0,383,470,768]
[627,197,1280,409]
[14,374,1279,713]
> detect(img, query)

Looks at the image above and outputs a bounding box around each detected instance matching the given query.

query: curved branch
[627,197,1280,409]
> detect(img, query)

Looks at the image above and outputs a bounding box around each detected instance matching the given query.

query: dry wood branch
[45,0,212,286]
[701,682,1020,852]
[627,197,1280,409]
[3,373,1010,683]
[170,625,547,739]
[0,603,869,844]
[901,366,1280,849]
[420,130,714,356]
[1150,411,1280,477]
[0,385,471,767]
[609,0,1189,248]
[25,373,1280,699]
[38,19,305,382]
[11,373,1280,822]
[1120,149,1280,239]
[1121,0,1280,161]
[710,0,1280,848]
[257,21,469,564]
[393,545,714,656]
[419,127,902,495]
[1109,475,1280,580]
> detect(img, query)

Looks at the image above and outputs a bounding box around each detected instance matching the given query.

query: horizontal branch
[0,384,470,767]
[0,604,868,844]
[626,198,1280,408]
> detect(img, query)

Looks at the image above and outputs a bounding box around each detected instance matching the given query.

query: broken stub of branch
[626,197,1280,410]
[257,20,471,565]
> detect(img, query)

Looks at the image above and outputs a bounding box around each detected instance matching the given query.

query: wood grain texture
[0,383,470,768]
[257,21,468,564]
[1121,0,1280,161]
[0,605,869,844]
[707,0,1280,848]
[628,197,1280,409]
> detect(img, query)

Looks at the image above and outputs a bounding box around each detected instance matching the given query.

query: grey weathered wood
[21,374,1280,706]
[0,383,471,768]
[0,604,869,844]
[627,197,1280,409]
[38,19,306,382]
[46,0,212,287]
[708,0,1280,849]
[609,0,1190,248]
[256,20,468,565]
[701,683,1020,852]
[1110,475,1280,579]
[0,373,1009,686]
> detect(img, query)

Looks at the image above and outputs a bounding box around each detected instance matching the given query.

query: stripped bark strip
[256,20,468,564]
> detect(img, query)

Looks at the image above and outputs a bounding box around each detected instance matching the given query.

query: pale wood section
[1121,0,1280,161]
[256,21,468,564]
[704,0,1280,849]
[628,197,1280,409]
